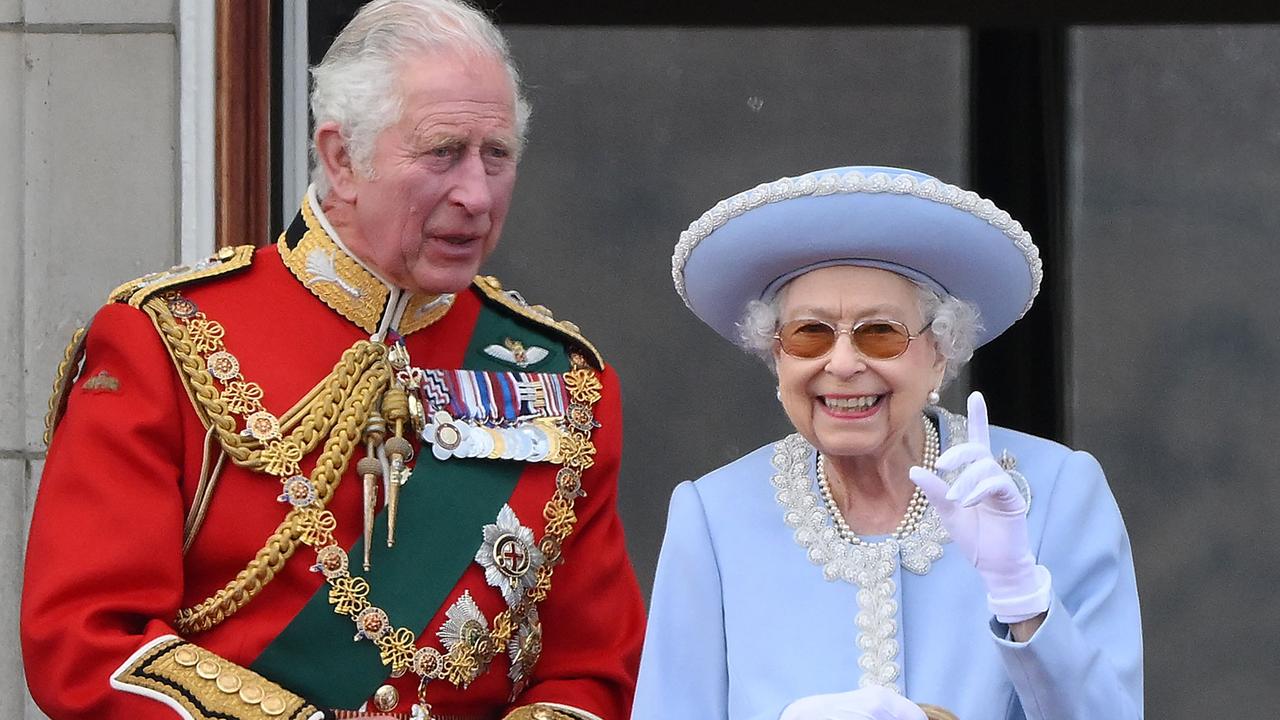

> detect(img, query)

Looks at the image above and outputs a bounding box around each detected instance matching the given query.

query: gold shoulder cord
[43,326,88,446]
[140,295,393,634]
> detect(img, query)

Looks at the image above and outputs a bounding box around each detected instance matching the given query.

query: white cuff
[989,564,1052,623]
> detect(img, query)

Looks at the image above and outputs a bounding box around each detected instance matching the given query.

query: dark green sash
[251,296,568,708]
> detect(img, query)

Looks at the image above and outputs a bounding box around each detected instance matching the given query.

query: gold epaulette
[108,245,256,308]
[472,275,604,370]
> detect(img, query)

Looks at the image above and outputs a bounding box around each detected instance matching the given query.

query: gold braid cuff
[501,704,594,720]
[113,635,319,719]
[920,705,960,720]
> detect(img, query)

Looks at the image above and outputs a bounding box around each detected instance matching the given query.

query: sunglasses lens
[852,321,911,359]
[778,320,836,358]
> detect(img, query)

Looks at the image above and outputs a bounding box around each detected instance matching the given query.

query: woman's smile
[818,393,885,418]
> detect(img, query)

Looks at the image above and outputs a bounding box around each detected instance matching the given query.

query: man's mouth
[433,234,479,246]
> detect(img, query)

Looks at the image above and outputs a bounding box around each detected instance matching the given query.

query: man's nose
[448,150,494,215]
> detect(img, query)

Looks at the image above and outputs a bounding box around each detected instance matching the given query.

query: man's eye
[430,146,456,158]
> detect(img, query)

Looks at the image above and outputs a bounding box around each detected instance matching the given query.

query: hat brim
[674,167,1041,348]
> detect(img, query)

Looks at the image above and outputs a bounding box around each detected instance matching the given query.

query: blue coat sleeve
[991,450,1144,720]
[631,481,729,720]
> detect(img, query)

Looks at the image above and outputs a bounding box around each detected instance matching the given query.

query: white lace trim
[768,409,1032,690]
[770,433,949,690]
[671,170,1042,317]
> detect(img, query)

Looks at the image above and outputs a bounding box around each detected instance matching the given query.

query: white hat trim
[671,170,1043,318]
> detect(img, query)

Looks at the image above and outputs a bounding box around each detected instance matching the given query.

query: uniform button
[239,684,265,704]
[215,672,242,693]
[260,694,286,716]
[173,646,199,667]
[372,683,399,712]
[195,659,220,680]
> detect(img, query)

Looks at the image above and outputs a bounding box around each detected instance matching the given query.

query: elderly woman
[631,167,1142,720]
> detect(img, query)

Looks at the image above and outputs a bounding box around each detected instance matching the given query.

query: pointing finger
[967,391,991,449]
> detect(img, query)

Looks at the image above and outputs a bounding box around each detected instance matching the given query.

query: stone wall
[0,1,178,716]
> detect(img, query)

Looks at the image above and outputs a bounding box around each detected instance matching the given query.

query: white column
[178,0,215,265]
[280,0,311,221]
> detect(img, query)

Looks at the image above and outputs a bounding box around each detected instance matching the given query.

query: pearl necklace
[816,415,940,545]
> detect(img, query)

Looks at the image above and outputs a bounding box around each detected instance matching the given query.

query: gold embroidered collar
[279,191,454,336]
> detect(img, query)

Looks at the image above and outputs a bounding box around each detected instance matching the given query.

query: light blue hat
[672,166,1042,348]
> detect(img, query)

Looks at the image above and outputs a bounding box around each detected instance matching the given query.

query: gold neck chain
[154,290,605,714]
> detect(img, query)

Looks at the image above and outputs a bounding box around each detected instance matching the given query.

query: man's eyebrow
[412,131,466,148]
[485,134,522,152]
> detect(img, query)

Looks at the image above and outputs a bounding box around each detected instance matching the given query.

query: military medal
[418,368,574,464]
[476,505,544,607]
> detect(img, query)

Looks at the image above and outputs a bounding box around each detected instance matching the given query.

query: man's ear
[314,121,359,202]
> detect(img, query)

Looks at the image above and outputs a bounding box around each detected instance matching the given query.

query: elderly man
[21,2,645,719]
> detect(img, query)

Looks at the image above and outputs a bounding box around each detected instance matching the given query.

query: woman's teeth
[824,395,879,411]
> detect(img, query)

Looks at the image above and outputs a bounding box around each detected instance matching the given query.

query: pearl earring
[927,389,941,405]
[776,388,783,402]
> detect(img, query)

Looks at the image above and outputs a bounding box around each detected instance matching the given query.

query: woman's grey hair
[309,0,531,197]
[737,279,982,387]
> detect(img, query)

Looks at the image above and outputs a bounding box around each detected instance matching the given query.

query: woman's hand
[779,686,927,720]
[908,391,1051,627]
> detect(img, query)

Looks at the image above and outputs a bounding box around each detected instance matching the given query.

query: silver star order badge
[437,590,488,653]
[476,504,545,607]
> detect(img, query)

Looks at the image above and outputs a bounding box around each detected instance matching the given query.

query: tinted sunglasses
[774,318,933,360]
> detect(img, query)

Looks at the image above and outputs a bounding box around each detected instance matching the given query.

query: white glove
[908,391,1051,623]
[779,686,927,720]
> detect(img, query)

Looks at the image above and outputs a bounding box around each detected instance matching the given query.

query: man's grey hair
[309,0,531,197]
[736,279,982,387]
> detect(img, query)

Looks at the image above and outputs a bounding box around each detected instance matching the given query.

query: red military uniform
[22,195,645,720]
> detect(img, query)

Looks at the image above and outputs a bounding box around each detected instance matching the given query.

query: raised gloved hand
[778,686,927,720]
[908,391,1051,624]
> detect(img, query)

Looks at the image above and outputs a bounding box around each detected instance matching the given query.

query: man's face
[344,50,519,295]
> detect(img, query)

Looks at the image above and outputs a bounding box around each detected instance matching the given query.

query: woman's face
[773,265,945,461]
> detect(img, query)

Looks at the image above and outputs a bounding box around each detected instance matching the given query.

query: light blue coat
[632,414,1142,720]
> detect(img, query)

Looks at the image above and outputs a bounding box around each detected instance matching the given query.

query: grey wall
[1,1,179,717]
[1068,26,1280,718]
[8,15,1280,720]
[489,25,971,599]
